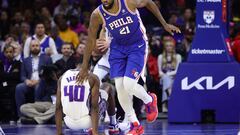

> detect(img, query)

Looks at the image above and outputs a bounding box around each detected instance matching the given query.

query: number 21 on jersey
[64,85,85,102]
[120,26,130,34]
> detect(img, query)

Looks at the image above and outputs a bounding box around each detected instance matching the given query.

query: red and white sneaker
[126,122,144,135]
[145,93,158,123]
[108,123,120,134]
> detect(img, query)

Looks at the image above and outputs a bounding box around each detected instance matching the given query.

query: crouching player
[55,65,119,135]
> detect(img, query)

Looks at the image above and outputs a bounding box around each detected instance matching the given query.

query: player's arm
[89,73,100,135]
[129,0,181,35]
[56,77,63,135]
[78,9,103,83]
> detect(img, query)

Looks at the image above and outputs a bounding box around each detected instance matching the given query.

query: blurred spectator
[19,22,31,45]
[11,11,23,28]
[146,45,161,111]
[149,34,162,57]
[168,12,184,27]
[82,11,91,28]
[53,0,71,16]
[23,9,35,31]
[0,10,10,40]
[0,35,22,61]
[43,17,52,35]
[1,34,16,52]
[15,39,52,118]
[10,41,22,61]
[20,65,57,124]
[67,0,82,20]
[23,21,58,58]
[50,27,64,53]
[56,16,79,48]
[69,15,87,34]
[54,43,76,76]
[158,37,182,113]
[74,43,85,62]
[182,8,195,32]
[79,32,88,44]
[0,45,21,121]
[41,7,55,28]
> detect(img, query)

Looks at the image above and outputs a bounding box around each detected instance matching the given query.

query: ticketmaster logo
[191,49,225,54]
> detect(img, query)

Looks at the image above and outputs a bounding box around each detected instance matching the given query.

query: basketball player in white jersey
[55,64,119,135]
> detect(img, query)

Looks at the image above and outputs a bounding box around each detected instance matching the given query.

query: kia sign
[168,1,240,123]
[169,63,240,123]
[181,76,235,90]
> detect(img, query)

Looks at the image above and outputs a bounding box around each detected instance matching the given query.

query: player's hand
[76,67,88,84]
[163,23,181,35]
[96,39,109,53]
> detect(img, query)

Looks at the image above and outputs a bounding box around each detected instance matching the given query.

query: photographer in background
[19,65,58,124]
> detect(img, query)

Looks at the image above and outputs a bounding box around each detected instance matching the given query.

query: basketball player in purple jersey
[77,0,180,134]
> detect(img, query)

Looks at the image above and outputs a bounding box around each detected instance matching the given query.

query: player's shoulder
[92,7,101,17]
[89,7,103,24]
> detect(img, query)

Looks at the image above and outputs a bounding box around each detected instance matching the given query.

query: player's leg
[115,78,139,123]
[93,56,110,83]
[124,40,158,124]
[100,83,119,134]
[109,42,140,132]
[108,43,138,122]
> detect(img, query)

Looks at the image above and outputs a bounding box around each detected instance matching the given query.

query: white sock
[123,77,152,104]
[115,78,139,124]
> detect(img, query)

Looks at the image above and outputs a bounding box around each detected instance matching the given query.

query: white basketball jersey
[61,69,91,120]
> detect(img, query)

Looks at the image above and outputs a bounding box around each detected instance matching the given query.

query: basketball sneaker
[108,123,120,134]
[145,93,158,123]
[126,122,144,135]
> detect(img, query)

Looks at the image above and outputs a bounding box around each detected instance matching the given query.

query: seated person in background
[56,63,119,135]
[23,21,58,58]
[20,65,58,124]
[0,45,21,121]
[15,39,52,118]
[73,43,85,64]
[157,37,182,113]
[54,43,76,76]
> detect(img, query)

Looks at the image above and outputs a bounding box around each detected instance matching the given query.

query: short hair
[34,20,45,29]
[3,44,14,52]
[61,42,74,50]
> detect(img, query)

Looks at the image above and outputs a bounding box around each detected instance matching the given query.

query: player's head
[30,39,41,55]
[101,0,114,10]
